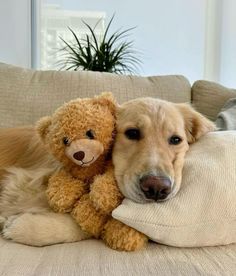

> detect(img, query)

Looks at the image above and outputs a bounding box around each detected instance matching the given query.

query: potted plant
[58,15,141,74]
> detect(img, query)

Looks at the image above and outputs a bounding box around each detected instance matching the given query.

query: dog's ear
[176,103,216,144]
[36,116,52,142]
[94,92,117,117]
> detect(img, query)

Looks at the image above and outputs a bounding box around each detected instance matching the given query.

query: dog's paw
[2,212,91,246]
[2,215,24,241]
[2,213,52,246]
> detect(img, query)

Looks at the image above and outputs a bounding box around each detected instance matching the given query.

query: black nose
[73,151,85,161]
[140,175,172,201]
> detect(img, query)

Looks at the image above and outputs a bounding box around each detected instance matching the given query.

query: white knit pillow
[113,131,236,247]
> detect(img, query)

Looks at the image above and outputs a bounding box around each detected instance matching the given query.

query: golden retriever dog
[113,98,215,203]
[0,127,89,246]
[0,98,214,246]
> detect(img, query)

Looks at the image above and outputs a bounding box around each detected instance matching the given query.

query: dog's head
[113,98,215,203]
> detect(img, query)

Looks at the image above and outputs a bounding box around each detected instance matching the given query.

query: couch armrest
[192,80,236,121]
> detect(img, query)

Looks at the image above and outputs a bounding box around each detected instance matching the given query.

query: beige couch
[0,63,235,276]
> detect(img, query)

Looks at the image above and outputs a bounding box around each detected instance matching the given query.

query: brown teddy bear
[72,163,148,251]
[37,93,147,251]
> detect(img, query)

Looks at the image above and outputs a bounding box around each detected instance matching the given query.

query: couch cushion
[0,238,235,276]
[113,131,236,247]
[192,80,236,120]
[0,63,191,128]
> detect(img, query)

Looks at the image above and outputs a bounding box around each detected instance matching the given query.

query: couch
[0,63,235,276]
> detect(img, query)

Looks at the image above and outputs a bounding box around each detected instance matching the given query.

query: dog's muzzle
[139,175,172,201]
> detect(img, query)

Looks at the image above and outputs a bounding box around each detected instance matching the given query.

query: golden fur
[36,94,118,214]
[37,93,146,251]
[0,127,89,246]
[0,97,214,248]
[0,126,53,172]
[0,95,147,251]
[71,164,148,251]
[113,98,215,203]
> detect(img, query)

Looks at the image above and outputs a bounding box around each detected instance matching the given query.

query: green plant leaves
[57,15,142,74]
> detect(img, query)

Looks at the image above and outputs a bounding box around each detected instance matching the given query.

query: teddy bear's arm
[46,169,88,213]
[90,165,124,215]
[72,194,109,238]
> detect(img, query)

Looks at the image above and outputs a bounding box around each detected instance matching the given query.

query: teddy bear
[36,93,117,213]
[36,93,147,251]
[72,165,148,251]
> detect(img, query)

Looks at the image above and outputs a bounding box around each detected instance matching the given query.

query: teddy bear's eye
[86,130,95,139]
[63,137,70,146]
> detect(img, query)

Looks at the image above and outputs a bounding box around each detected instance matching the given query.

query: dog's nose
[140,175,172,201]
[73,151,85,161]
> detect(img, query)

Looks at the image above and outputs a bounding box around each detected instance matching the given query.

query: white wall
[220,0,236,87]
[1,0,235,87]
[44,0,206,82]
[203,0,222,83]
[0,0,31,68]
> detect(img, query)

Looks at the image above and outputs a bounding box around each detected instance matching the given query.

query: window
[33,3,106,69]
[29,0,236,87]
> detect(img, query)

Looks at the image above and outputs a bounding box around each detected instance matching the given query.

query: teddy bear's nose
[73,151,85,161]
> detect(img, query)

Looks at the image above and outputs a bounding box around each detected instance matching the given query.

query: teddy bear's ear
[95,92,117,116]
[36,116,52,141]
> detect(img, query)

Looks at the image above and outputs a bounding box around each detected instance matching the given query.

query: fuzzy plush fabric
[72,165,148,251]
[46,169,89,213]
[37,93,147,251]
[36,94,117,213]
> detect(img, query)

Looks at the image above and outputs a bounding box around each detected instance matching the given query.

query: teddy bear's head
[36,93,116,169]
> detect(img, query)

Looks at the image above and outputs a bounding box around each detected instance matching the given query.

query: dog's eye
[169,135,182,145]
[86,129,95,139]
[125,128,141,140]
[63,137,70,146]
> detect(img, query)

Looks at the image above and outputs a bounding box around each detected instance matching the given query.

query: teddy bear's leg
[102,218,148,251]
[72,194,109,238]
[1,212,90,246]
